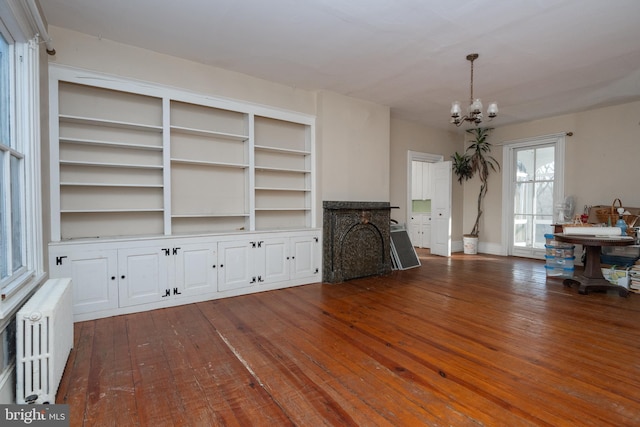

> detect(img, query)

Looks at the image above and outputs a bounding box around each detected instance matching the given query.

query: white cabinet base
[410,213,431,248]
[49,229,322,322]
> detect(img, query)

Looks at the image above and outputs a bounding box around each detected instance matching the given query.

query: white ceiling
[40,0,640,131]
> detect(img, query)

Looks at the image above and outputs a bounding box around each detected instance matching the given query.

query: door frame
[406,151,446,251]
[499,133,566,258]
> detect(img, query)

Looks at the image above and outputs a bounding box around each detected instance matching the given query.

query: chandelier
[450,53,498,126]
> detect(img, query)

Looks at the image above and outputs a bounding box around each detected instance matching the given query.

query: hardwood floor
[56,250,640,426]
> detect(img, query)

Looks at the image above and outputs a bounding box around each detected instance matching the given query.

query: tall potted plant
[451,127,500,254]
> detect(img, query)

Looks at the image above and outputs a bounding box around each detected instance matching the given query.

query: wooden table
[553,233,635,297]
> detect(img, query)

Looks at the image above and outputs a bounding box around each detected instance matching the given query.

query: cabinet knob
[121,275,125,279]
[111,276,116,280]
[212,265,216,268]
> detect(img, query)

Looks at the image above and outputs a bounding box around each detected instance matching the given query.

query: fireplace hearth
[323,201,392,283]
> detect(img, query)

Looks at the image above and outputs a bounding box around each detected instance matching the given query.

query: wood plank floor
[56,250,640,426]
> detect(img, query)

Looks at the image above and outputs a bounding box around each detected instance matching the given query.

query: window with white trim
[0,13,43,319]
[0,31,25,285]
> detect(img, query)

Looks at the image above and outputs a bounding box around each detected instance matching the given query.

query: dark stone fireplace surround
[322,201,392,283]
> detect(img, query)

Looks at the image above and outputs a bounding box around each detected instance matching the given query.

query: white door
[431,161,452,257]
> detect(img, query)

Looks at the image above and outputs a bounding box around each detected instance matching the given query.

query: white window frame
[499,133,566,258]
[0,5,45,323]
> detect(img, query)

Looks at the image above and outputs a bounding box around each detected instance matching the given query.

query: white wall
[389,118,461,237]
[49,27,317,116]
[318,91,390,203]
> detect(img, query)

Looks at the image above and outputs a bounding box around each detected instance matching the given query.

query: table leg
[583,245,604,279]
[565,245,629,297]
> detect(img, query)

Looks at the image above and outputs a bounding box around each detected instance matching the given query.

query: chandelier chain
[469,57,474,105]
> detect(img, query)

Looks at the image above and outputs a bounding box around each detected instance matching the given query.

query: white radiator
[16,278,74,404]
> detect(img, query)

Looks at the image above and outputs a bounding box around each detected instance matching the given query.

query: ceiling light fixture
[450,53,497,126]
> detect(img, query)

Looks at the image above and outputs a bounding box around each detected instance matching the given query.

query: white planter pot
[463,235,478,254]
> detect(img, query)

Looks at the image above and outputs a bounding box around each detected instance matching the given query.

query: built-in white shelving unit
[253,116,313,230]
[55,81,165,239]
[48,66,320,321]
[49,66,316,241]
[169,100,251,234]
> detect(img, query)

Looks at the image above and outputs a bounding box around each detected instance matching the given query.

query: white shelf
[171,213,249,218]
[255,166,310,173]
[255,187,310,192]
[59,114,163,133]
[170,158,249,169]
[60,160,163,169]
[255,208,311,211]
[254,145,310,156]
[61,208,164,213]
[59,137,163,151]
[60,182,163,188]
[170,125,248,141]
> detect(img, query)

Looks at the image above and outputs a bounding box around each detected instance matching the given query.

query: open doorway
[407,151,451,257]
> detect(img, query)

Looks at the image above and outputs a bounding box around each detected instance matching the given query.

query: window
[513,145,555,250]
[501,134,565,259]
[0,31,25,283]
[0,12,44,319]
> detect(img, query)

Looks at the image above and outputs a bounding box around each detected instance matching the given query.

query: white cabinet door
[260,237,290,285]
[412,162,433,200]
[412,161,422,200]
[410,214,433,248]
[118,247,168,307]
[290,234,321,280]
[174,243,217,297]
[424,221,431,249]
[218,240,255,291]
[49,249,118,315]
[421,162,432,200]
[409,215,421,247]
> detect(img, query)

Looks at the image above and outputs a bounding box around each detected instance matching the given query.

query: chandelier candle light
[450,53,498,126]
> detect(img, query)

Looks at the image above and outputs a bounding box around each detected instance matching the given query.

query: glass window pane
[514,182,534,214]
[10,154,22,272]
[534,215,553,248]
[535,182,554,215]
[516,149,534,182]
[535,146,555,181]
[513,214,530,247]
[0,151,6,279]
[0,33,9,146]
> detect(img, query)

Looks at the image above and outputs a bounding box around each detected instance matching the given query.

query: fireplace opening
[323,201,391,283]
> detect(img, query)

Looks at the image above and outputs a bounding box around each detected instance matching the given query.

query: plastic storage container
[544,264,575,278]
[544,234,575,278]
